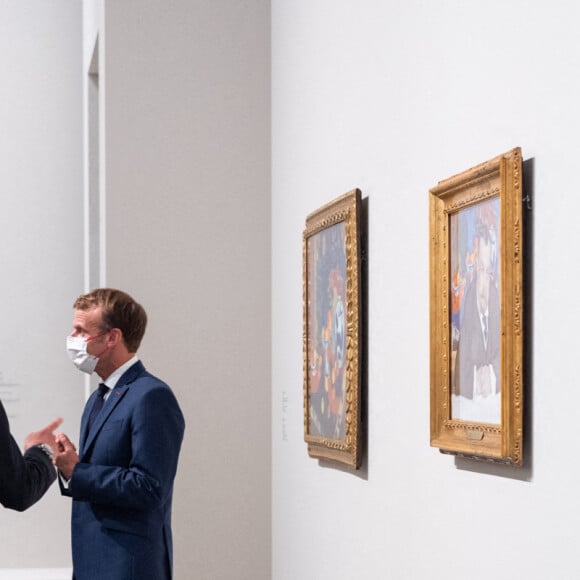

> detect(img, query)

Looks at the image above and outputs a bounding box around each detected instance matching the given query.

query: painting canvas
[307,220,348,441]
[450,197,501,424]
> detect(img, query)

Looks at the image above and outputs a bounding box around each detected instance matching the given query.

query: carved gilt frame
[303,189,362,468]
[429,148,524,465]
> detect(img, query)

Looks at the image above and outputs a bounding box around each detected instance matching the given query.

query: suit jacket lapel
[80,361,146,456]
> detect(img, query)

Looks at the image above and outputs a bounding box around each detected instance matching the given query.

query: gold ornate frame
[303,189,362,468]
[429,148,524,465]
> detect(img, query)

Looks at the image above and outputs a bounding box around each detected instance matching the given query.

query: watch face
[37,444,53,458]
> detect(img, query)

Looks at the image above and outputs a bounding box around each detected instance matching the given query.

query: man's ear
[109,327,124,347]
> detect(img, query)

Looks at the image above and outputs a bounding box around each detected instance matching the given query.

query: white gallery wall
[272,1,580,579]
[83,1,271,579]
[0,0,82,573]
[6,1,580,579]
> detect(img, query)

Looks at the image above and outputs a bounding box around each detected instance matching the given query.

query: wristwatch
[35,443,54,460]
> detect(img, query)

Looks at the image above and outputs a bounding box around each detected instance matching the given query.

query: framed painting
[429,147,524,465]
[303,189,362,468]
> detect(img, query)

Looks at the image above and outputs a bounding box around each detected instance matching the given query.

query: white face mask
[66,335,99,375]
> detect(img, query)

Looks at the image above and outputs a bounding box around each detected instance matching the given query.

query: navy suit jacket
[0,400,56,511]
[60,361,185,580]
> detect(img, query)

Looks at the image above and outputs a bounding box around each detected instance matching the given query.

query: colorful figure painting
[450,197,501,424]
[307,221,347,441]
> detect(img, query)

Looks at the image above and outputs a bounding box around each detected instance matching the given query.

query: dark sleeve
[0,402,56,511]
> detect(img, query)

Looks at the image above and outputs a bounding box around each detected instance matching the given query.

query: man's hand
[53,432,80,480]
[24,417,63,454]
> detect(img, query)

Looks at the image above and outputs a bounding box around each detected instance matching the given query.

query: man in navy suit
[54,288,185,580]
[0,407,61,511]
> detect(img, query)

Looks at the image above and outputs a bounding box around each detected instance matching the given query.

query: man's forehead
[73,306,103,327]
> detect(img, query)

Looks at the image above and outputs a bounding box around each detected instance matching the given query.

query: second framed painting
[429,147,524,465]
[303,189,362,469]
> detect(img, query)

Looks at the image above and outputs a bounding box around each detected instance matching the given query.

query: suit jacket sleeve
[68,384,184,510]
[0,402,56,511]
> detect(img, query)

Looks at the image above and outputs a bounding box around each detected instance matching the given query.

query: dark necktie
[87,383,109,431]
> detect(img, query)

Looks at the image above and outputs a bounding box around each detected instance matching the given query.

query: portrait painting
[429,148,524,465]
[450,197,501,424]
[303,189,362,468]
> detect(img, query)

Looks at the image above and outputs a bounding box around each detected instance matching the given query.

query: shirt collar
[101,355,139,390]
